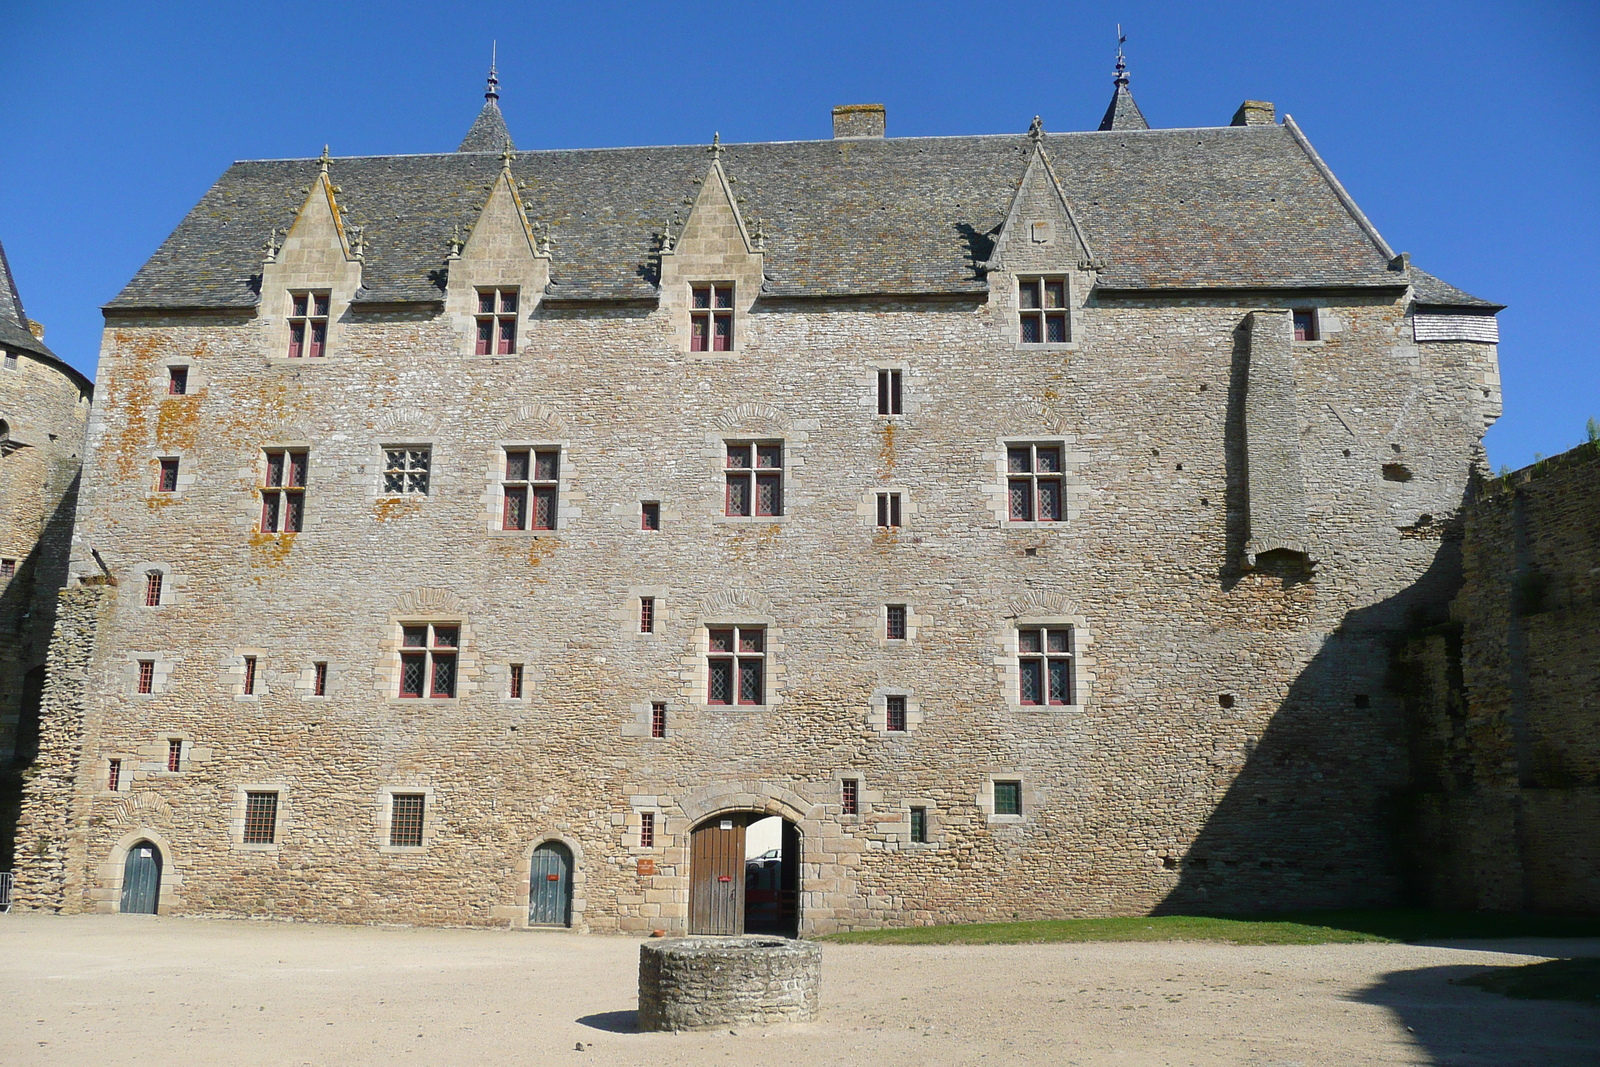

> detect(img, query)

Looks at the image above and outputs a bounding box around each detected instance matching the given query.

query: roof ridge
[1282,114,1395,262]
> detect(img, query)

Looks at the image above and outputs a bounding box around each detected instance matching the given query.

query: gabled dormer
[444,147,550,357]
[657,136,765,355]
[258,148,363,361]
[983,120,1099,348]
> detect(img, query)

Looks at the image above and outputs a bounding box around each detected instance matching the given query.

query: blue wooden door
[529,843,572,926]
[120,842,161,914]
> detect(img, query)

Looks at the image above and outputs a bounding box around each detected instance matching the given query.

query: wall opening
[689,812,800,937]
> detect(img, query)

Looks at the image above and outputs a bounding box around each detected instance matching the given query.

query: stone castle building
[1,238,92,872]
[14,60,1506,932]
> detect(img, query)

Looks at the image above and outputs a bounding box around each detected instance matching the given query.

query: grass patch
[820,910,1600,947]
[1458,958,1600,1005]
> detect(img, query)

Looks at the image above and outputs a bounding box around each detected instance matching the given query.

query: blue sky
[1,0,1595,468]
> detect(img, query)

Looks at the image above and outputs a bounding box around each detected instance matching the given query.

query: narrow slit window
[475,288,519,354]
[242,656,257,695]
[885,695,907,732]
[167,366,188,395]
[1017,626,1073,706]
[397,623,458,699]
[689,284,734,351]
[287,290,329,358]
[166,738,182,771]
[1006,443,1065,522]
[876,492,902,528]
[389,793,425,847]
[886,604,907,641]
[313,661,328,697]
[508,663,523,699]
[261,449,307,533]
[842,778,859,815]
[1018,277,1068,343]
[651,702,667,738]
[725,441,783,517]
[910,806,928,843]
[640,597,655,634]
[157,458,180,493]
[137,661,155,695]
[144,571,163,607]
[640,811,656,848]
[707,626,766,705]
[877,369,903,415]
[243,792,279,844]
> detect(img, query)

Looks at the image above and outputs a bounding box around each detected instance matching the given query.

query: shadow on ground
[577,1010,639,1033]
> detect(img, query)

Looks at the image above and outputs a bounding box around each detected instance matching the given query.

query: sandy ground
[1,914,1596,1066]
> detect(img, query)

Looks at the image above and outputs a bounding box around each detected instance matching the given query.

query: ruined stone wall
[19,283,1497,930]
[1402,442,1600,914]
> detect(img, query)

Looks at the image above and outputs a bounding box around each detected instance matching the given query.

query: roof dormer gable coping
[454,149,551,266]
[982,126,1101,276]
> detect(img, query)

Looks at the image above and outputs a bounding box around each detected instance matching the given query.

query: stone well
[638,937,821,1031]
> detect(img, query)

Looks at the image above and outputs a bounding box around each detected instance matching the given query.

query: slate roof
[0,237,89,389]
[107,120,1497,311]
[459,100,513,153]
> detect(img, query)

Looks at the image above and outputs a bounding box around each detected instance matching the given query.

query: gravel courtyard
[2,914,1595,1066]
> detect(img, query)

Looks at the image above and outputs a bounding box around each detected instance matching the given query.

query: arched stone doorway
[120,840,162,914]
[689,812,800,937]
[528,840,573,927]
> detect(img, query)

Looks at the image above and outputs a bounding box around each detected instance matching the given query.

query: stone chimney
[833,104,886,139]
[1231,100,1276,126]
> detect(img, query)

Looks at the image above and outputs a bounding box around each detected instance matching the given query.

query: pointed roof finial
[1028,115,1045,143]
[1114,24,1129,88]
[709,132,724,161]
[318,144,332,174]
[486,42,500,102]
[501,139,515,169]
[1098,26,1150,132]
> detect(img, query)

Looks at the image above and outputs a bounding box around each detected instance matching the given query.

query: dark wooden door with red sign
[689,816,746,935]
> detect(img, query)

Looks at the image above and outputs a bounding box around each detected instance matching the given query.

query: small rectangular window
[3,351,15,370]
[243,791,279,844]
[725,441,783,517]
[0,559,14,579]
[640,811,656,848]
[137,661,156,695]
[910,806,928,843]
[144,571,163,607]
[640,597,655,634]
[877,369,903,415]
[389,793,425,847]
[383,447,431,496]
[287,290,330,357]
[886,604,907,641]
[651,702,667,738]
[994,780,1022,816]
[876,492,902,528]
[313,661,328,697]
[1018,277,1069,343]
[397,623,458,699]
[166,738,182,771]
[475,288,519,354]
[107,759,122,792]
[261,449,308,533]
[157,458,179,493]
[242,656,257,695]
[1293,309,1318,342]
[690,284,735,351]
[641,501,661,530]
[707,625,765,705]
[841,778,859,816]
[167,366,188,395]
[508,663,524,699]
[1006,443,1064,522]
[885,695,907,732]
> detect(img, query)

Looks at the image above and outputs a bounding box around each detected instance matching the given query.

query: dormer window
[1018,277,1068,343]
[476,288,519,354]
[287,291,329,357]
[690,284,734,351]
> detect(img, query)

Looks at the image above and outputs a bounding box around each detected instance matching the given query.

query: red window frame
[475,288,519,355]
[689,284,734,351]
[287,291,329,357]
[886,604,907,641]
[640,597,655,634]
[639,811,655,848]
[502,448,558,530]
[641,501,661,530]
[725,441,783,517]
[1017,626,1073,705]
[1019,277,1068,343]
[651,702,667,738]
[157,458,180,493]
[243,792,279,844]
[707,625,765,705]
[508,663,524,699]
[167,366,188,395]
[1007,443,1065,522]
[389,794,425,847]
[841,778,859,815]
[242,656,257,695]
[144,571,163,607]
[1293,309,1318,341]
[877,369,903,415]
[398,623,459,698]
[313,661,328,697]
[166,737,181,771]
[886,695,907,732]
[137,661,155,695]
[107,759,122,791]
[261,449,307,533]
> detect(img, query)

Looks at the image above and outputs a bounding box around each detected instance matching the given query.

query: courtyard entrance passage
[528,841,573,926]
[119,841,161,914]
[689,812,799,937]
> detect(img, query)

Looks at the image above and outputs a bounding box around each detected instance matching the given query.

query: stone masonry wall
[1401,442,1600,914]
[19,272,1499,930]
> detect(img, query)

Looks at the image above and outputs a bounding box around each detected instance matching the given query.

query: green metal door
[529,842,572,926]
[120,842,161,914]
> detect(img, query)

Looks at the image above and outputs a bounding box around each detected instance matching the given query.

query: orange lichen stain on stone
[719,522,782,561]
[526,536,557,569]
[155,393,206,452]
[247,530,296,569]
[879,421,897,473]
[871,526,900,548]
[108,332,164,480]
[374,497,423,522]
[215,377,305,447]
[144,492,177,512]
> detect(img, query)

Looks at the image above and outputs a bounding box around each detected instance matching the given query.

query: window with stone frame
[639,811,656,848]
[910,805,929,843]
[877,369,903,415]
[261,449,307,533]
[885,694,908,732]
[876,491,902,528]
[243,791,279,844]
[0,559,14,579]
[287,291,330,358]
[107,759,122,791]
[707,625,766,705]
[389,793,426,847]
[156,457,180,493]
[475,287,519,354]
[994,780,1023,816]
[1007,442,1064,522]
[841,778,859,815]
[1293,308,1319,341]
[885,604,908,641]
[501,447,559,530]
[137,661,155,694]
[1018,276,1068,343]
[725,441,783,517]
[144,570,163,607]
[398,623,458,698]
[651,702,667,738]
[383,447,431,496]
[690,283,734,351]
[313,661,328,696]
[167,366,188,395]
[1017,625,1073,706]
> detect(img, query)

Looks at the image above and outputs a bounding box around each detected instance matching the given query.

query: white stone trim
[229,783,287,852]
[377,784,436,854]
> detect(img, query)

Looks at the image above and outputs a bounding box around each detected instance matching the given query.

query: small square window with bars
[886,604,908,641]
[1018,277,1068,343]
[690,284,734,351]
[383,447,431,496]
[166,737,182,771]
[994,780,1023,816]
[398,623,458,698]
[389,793,426,847]
[885,695,908,732]
[502,448,559,530]
[725,442,783,517]
[243,791,279,844]
[841,778,859,815]
[287,291,330,357]
[651,702,667,738]
[475,288,519,354]
[107,759,122,792]
[639,811,656,848]
[137,661,156,695]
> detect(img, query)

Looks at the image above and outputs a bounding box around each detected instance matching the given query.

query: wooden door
[689,816,746,935]
[120,842,161,914]
[529,842,573,926]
